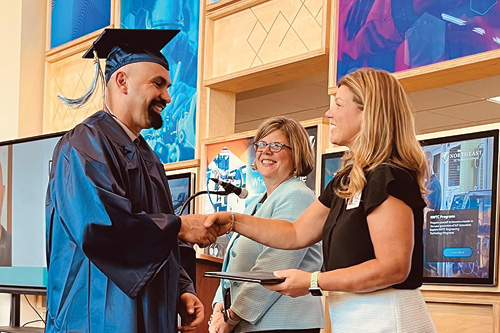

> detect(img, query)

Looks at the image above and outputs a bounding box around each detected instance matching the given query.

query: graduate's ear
[114,71,129,94]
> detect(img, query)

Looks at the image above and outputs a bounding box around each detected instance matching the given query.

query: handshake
[178,213,233,248]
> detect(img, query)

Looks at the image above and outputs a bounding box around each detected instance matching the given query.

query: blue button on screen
[442,247,473,258]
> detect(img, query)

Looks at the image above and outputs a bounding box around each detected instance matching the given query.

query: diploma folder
[204,271,285,284]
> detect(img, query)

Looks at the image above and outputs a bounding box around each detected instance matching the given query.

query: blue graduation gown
[45,110,193,332]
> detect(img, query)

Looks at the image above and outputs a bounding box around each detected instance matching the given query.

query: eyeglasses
[253,141,292,153]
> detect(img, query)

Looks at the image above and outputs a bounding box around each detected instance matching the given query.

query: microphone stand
[177,190,229,216]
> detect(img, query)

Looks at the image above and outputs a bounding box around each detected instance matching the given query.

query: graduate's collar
[105,106,138,143]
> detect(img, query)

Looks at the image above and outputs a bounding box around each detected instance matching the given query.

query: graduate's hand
[263,269,311,297]
[204,212,233,235]
[179,214,219,247]
[178,292,204,331]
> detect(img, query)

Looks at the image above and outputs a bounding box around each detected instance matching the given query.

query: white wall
[18,0,46,138]
[0,1,22,142]
[0,0,45,141]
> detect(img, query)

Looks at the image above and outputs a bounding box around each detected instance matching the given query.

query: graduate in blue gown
[45,29,218,333]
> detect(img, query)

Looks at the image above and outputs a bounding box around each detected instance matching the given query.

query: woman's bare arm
[205,200,330,250]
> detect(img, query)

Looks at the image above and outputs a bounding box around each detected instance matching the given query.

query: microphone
[210,178,248,199]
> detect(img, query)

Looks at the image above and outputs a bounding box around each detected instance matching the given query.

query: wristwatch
[309,271,323,296]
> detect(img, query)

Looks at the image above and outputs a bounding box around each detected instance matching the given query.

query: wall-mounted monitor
[420,129,498,285]
[166,172,196,216]
[0,132,65,294]
[320,151,345,192]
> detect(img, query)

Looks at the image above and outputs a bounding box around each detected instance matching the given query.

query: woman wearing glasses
[209,116,324,333]
[207,68,436,332]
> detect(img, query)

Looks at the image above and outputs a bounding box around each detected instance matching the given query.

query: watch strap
[310,271,320,289]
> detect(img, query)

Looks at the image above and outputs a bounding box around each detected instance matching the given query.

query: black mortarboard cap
[58,28,179,108]
[83,28,180,83]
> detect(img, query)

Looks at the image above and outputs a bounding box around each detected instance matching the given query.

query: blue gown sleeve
[48,129,181,298]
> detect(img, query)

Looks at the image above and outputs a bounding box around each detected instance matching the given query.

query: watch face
[309,287,323,296]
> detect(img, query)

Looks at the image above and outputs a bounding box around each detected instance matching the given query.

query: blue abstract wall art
[51,0,111,48]
[121,0,199,163]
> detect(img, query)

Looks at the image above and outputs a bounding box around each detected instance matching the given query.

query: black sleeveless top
[318,164,426,289]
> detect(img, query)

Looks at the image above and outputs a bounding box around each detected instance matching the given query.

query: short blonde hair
[253,116,314,177]
[336,68,427,198]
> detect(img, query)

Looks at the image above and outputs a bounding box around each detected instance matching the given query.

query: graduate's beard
[148,104,163,129]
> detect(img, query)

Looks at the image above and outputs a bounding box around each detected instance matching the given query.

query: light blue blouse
[212,177,325,332]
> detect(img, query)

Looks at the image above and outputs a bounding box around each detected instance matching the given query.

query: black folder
[203,271,285,284]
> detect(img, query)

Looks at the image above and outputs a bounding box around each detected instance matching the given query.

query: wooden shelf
[205,53,329,93]
[196,253,224,264]
[328,49,500,95]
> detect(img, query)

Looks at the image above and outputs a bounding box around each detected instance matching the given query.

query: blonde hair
[253,116,314,177]
[335,68,427,199]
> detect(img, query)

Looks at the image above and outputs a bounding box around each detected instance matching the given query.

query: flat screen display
[0,132,65,293]
[167,172,195,216]
[420,130,498,285]
[320,151,345,192]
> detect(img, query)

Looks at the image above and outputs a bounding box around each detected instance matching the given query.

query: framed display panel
[304,126,319,193]
[0,131,66,294]
[50,0,112,49]
[320,150,345,192]
[329,1,500,94]
[420,129,499,286]
[202,135,254,258]
[166,171,196,216]
[204,136,257,208]
[336,0,500,82]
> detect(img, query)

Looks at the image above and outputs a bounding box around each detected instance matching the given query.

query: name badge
[346,192,361,210]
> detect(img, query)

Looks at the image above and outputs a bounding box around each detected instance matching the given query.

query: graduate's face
[127,62,172,133]
[325,85,363,150]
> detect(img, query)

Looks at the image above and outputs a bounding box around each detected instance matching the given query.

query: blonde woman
[206,68,436,332]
